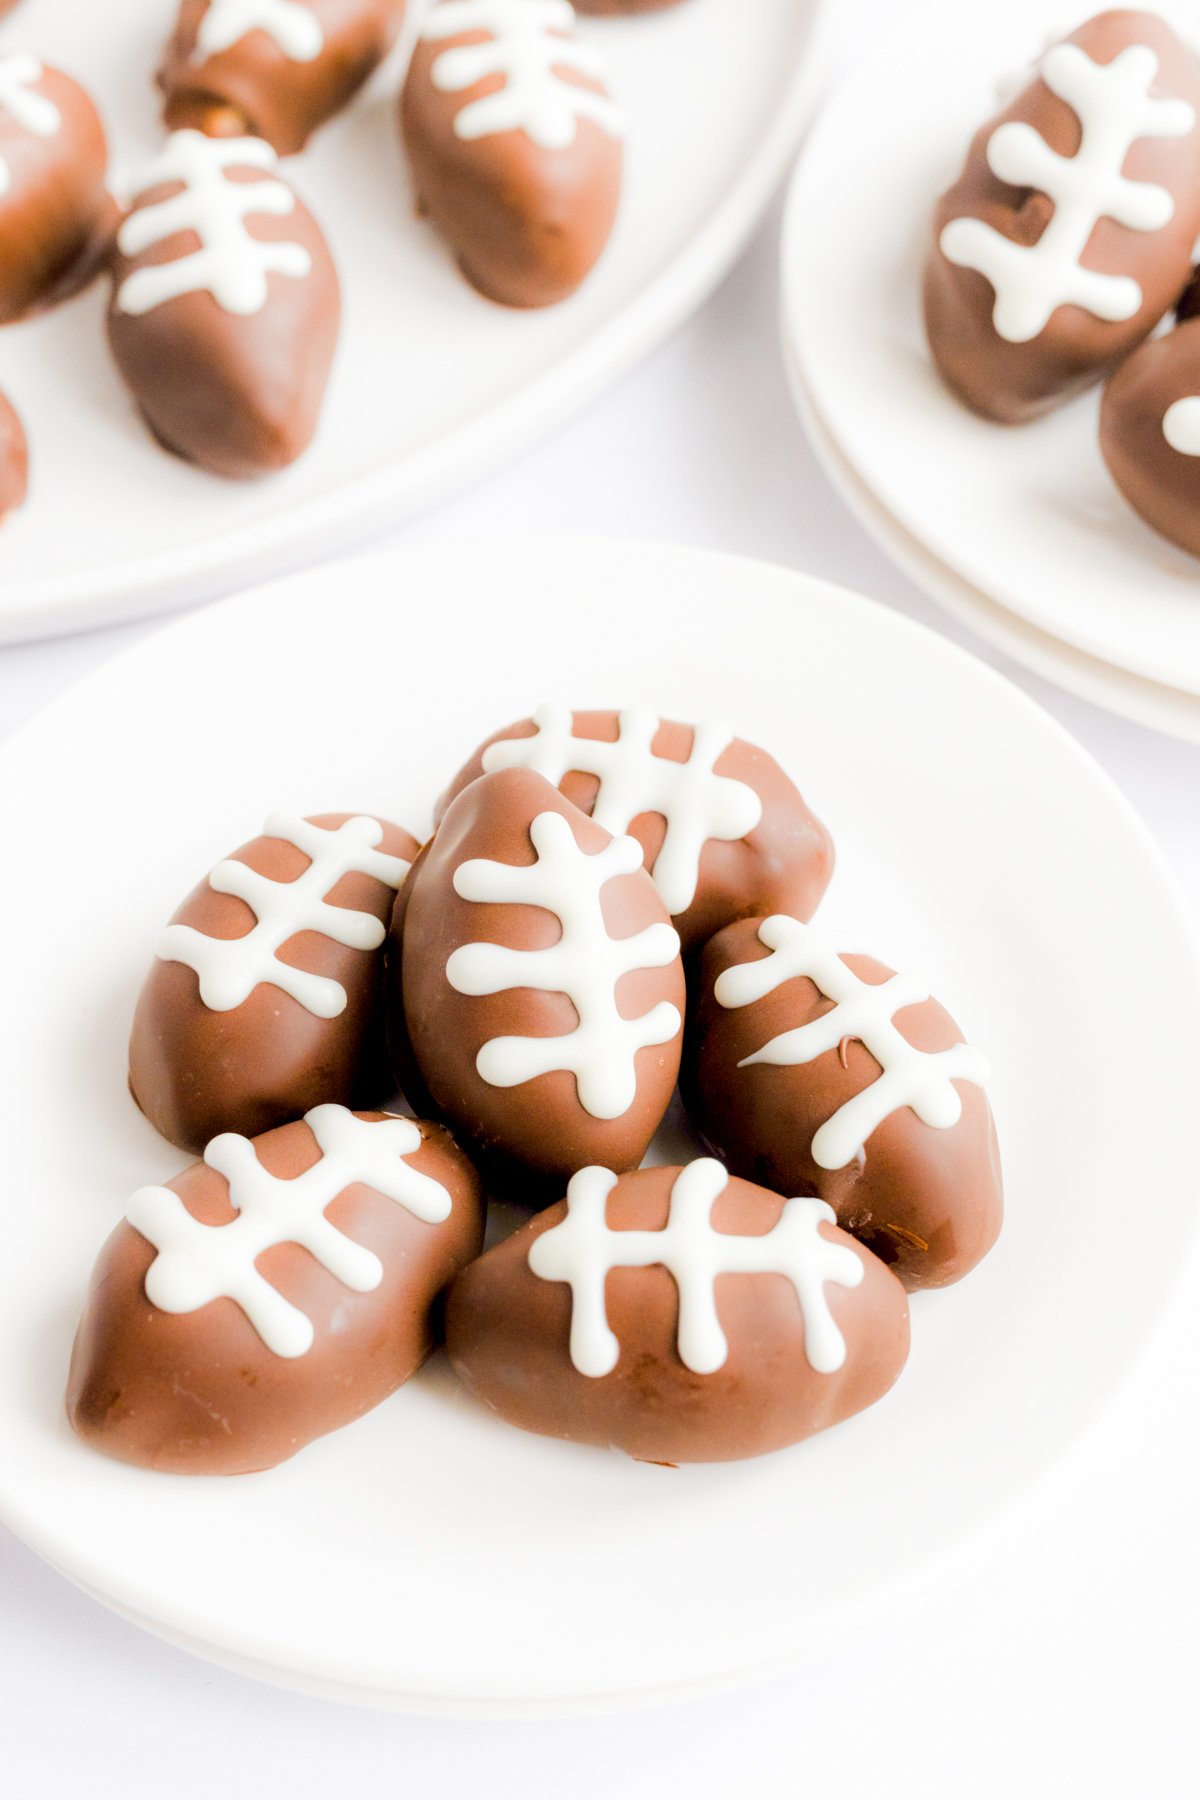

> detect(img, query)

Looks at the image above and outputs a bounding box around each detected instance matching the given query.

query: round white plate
[0,537,1195,1714]
[0,0,828,644]
[784,330,1200,744]
[783,0,1200,698]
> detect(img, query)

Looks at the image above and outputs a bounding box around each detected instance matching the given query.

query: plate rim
[779,306,1200,744]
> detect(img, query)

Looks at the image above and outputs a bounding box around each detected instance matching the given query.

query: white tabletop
[4,2,1198,1793]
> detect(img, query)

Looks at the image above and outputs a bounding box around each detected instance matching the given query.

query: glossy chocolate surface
[68,1112,484,1475]
[130,813,419,1153]
[437,710,834,955]
[447,1162,910,1463]
[683,918,1003,1289]
[1101,314,1200,556]
[925,11,1200,422]
[107,149,340,479]
[160,0,406,156]
[0,59,111,324]
[400,18,622,307]
[392,767,684,1197]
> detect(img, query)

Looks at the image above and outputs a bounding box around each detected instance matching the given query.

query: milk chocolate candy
[1100,313,1200,557]
[67,1108,484,1475]
[447,1158,910,1463]
[108,130,340,478]
[160,0,406,157]
[391,767,685,1196]
[437,706,834,955]
[926,11,1200,422]
[130,812,418,1154]
[401,0,623,307]
[683,917,1003,1290]
[0,387,26,519]
[0,53,111,324]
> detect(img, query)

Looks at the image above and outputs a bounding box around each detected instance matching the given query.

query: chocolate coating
[1100,314,1200,556]
[0,387,27,519]
[160,0,406,156]
[67,1113,484,1475]
[925,11,1200,422]
[683,919,1003,1290]
[446,1164,910,1463]
[1175,264,1200,322]
[391,768,685,1197]
[0,60,111,325]
[400,15,623,307]
[107,147,340,479]
[130,814,419,1154]
[437,711,834,956]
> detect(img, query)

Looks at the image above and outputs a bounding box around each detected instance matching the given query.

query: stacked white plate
[781,0,1200,743]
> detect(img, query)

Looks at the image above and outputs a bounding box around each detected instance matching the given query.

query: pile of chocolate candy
[68,704,1003,1475]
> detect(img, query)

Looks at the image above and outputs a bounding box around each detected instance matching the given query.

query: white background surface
[2,0,1198,1793]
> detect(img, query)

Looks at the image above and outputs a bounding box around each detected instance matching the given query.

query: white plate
[783,0,1200,698]
[0,537,1195,1715]
[0,0,828,644]
[784,331,1200,743]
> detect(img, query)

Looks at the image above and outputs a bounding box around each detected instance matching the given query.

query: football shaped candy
[684,917,1003,1290]
[0,52,111,324]
[446,1158,910,1463]
[400,0,623,307]
[437,705,834,954]
[391,767,685,1195]
[926,10,1200,422]
[67,1107,484,1475]
[130,812,418,1153]
[107,129,340,478]
[1100,306,1200,557]
[159,0,407,156]
[0,387,26,520]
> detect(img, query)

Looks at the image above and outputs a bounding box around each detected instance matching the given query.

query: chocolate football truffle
[391,767,685,1196]
[159,0,406,157]
[0,52,111,324]
[1100,312,1200,557]
[68,1107,484,1475]
[401,0,624,307]
[0,387,26,520]
[683,916,1002,1290]
[107,129,340,478]
[926,10,1200,422]
[130,812,418,1154]
[446,1158,910,1463]
[437,705,834,955]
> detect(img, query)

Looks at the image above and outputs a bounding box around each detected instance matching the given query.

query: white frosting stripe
[197,0,324,62]
[1163,393,1200,454]
[481,704,762,916]
[446,809,680,1119]
[116,131,312,317]
[528,1159,864,1377]
[715,916,989,1171]
[422,0,624,151]
[156,813,409,1019]
[127,1106,452,1358]
[941,41,1195,343]
[0,55,62,201]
